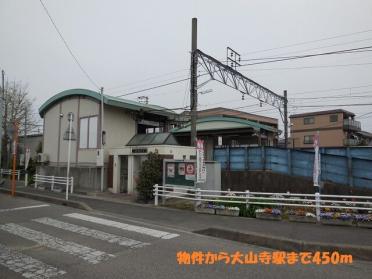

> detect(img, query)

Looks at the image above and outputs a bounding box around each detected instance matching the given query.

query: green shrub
[136,152,162,203]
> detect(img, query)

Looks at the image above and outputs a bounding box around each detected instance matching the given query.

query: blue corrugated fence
[213,147,372,189]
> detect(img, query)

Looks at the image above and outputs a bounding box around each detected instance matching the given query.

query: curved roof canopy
[171,116,277,133]
[39,88,177,118]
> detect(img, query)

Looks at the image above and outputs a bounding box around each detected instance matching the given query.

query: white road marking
[0,243,66,278]
[64,213,179,239]
[33,217,149,248]
[0,204,50,213]
[0,223,115,264]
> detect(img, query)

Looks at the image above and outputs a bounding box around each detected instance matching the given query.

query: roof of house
[126,132,179,146]
[197,107,278,124]
[289,109,355,118]
[171,116,277,133]
[38,88,177,118]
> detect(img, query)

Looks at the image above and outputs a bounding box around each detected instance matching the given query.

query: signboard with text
[163,160,196,187]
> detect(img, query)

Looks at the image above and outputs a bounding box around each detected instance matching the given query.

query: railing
[34,174,74,200]
[153,185,372,221]
[343,138,359,146]
[343,119,361,131]
[0,169,21,180]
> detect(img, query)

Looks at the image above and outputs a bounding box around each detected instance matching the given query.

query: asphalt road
[0,194,371,279]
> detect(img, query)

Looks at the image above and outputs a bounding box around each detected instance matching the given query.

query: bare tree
[1,80,41,168]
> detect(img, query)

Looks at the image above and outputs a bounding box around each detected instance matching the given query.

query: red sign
[186,163,195,175]
[185,163,195,181]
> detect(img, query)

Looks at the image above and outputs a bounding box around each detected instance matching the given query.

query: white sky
[1,0,372,132]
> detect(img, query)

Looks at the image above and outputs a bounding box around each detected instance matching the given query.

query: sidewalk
[1,182,372,260]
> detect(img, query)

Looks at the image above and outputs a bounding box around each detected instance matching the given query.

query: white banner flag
[196,139,206,183]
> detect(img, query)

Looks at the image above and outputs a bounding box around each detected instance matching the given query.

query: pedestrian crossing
[33,217,149,248]
[0,213,179,278]
[64,213,180,239]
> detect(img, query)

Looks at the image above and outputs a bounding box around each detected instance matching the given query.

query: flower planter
[195,207,215,215]
[288,215,317,223]
[255,212,282,221]
[357,222,372,229]
[215,209,240,217]
[321,219,353,226]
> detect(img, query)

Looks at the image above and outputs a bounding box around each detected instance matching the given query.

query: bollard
[70,177,74,194]
[34,175,38,189]
[245,190,250,210]
[154,184,159,206]
[195,188,202,209]
[25,173,28,187]
[65,179,69,201]
[51,176,55,191]
[315,192,321,222]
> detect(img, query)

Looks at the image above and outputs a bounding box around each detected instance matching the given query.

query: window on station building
[79,116,98,149]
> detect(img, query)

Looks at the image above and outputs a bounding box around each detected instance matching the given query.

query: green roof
[171,116,277,133]
[38,88,178,118]
[126,132,179,146]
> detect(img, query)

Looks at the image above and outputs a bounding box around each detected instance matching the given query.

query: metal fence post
[195,187,201,209]
[70,177,74,194]
[17,171,20,181]
[34,175,38,189]
[315,192,320,222]
[51,176,55,191]
[245,190,250,210]
[154,184,159,206]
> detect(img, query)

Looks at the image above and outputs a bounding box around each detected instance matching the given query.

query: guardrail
[34,174,74,200]
[0,169,21,180]
[153,185,372,221]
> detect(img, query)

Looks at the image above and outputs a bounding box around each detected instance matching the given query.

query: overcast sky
[1,0,372,132]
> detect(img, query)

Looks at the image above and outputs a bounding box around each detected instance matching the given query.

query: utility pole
[283,90,288,149]
[24,107,27,163]
[66,112,73,200]
[1,70,4,170]
[190,17,198,147]
[100,87,105,192]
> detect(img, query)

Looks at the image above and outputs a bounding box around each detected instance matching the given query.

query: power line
[106,69,189,92]
[238,46,372,67]
[117,77,190,97]
[39,0,99,89]
[291,92,372,101]
[240,61,372,72]
[241,28,372,56]
[292,84,372,95]
[291,103,372,108]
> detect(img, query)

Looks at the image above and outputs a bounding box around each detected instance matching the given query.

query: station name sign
[131,148,148,154]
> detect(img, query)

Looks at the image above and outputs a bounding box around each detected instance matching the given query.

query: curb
[0,188,92,211]
[195,228,372,261]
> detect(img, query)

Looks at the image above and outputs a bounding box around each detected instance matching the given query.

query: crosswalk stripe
[33,217,149,248]
[0,223,115,264]
[0,204,50,213]
[64,213,179,239]
[0,243,66,278]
